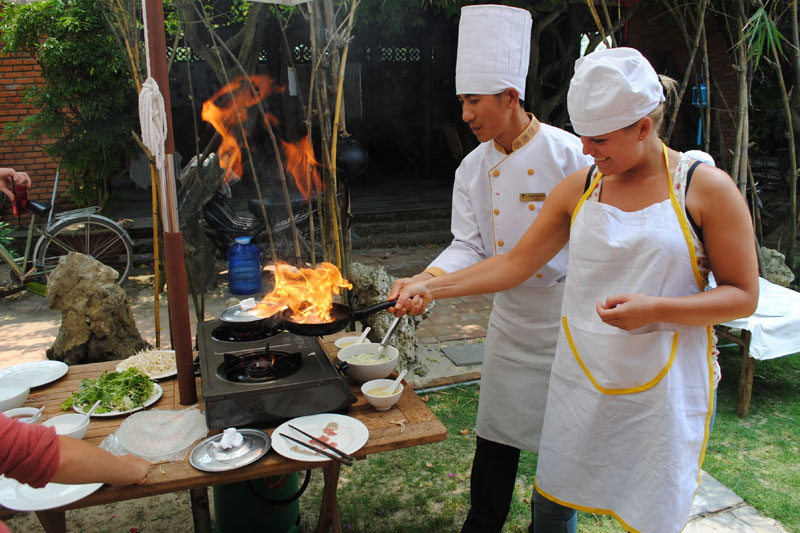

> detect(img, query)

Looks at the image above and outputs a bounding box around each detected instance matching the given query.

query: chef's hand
[596,293,658,331]
[388,272,434,317]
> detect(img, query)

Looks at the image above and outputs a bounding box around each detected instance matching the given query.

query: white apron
[476,281,564,452]
[535,147,715,532]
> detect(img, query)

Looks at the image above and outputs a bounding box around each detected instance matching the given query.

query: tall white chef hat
[455,4,532,96]
[568,47,665,136]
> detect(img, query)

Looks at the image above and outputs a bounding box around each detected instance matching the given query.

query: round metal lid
[189,429,271,472]
[219,304,268,323]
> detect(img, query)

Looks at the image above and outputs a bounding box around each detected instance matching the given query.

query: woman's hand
[110,454,151,486]
[596,293,658,330]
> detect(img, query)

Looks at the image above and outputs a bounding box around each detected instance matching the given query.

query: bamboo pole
[149,164,161,347]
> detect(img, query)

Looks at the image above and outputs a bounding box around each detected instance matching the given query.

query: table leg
[317,462,342,533]
[190,487,213,533]
[736,330,754,418]
[35,510,65,533]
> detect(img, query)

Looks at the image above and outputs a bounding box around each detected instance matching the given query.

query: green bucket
[213,470,310,532]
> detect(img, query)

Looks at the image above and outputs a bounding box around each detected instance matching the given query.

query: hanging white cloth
[137,0,167,172]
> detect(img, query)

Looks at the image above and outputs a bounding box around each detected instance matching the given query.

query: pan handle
[351,299,398,321]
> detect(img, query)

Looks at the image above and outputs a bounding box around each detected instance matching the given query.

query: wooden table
[0,333,447,532]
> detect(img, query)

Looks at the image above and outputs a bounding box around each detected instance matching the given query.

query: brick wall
[625,3,740,168]
[0,49,72,221]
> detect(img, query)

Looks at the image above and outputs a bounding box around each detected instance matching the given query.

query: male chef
[389,5,590,531]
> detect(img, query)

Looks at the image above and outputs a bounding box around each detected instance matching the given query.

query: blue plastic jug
[227,236,261,295]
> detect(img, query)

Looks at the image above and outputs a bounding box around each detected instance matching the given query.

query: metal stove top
[198,320,356,429]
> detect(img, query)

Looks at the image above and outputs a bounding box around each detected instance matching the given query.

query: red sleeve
[0,413,60,488]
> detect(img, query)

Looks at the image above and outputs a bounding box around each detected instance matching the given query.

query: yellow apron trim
[696,324,715,488]
[662,144,705,291]
[534,479,640,533]
[570,170,602,228]
[562,316,678,395]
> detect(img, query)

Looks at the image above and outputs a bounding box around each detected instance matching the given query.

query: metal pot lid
[219,304,272,323]
[189,429,271,472]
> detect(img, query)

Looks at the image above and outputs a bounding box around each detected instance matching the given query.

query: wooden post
[144,0,196,405]
[736,329,755,418]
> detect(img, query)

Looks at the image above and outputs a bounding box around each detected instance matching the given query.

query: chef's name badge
[520,193,546,202]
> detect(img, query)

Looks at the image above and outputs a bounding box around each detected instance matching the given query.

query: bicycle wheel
[35,214,134,285]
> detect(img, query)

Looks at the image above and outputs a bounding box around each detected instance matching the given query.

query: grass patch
[704,345,800,531]
[296,347,800,532]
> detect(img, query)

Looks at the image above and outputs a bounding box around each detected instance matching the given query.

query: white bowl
[334,336,365,349]
[3,407,42,424]
[361,378,403,411]
[337,343,399,383]
[42,413,90,440]
[0,377,30,412]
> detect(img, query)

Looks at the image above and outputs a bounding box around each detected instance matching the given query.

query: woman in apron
[390,47,758,532]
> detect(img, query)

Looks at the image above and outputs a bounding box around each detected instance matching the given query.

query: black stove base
[198,321,356,430]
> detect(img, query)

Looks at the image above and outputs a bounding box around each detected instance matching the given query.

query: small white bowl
[361,379,403,411]
[337,343,399,383]
[42,413,90,440]
[334,336,365,349]
[3,407,42,424]
[0,377,30,412]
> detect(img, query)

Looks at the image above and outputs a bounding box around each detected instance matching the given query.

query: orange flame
[201,74,283,184]
[281,134,323,199]
[255,262,352,323]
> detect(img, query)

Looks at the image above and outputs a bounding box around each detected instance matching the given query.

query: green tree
[1,0,139,207]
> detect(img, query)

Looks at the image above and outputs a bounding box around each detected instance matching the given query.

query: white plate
[0,475,102,512]
[0,361,68,388]
[272,413,369,462]
[72,383,163,417]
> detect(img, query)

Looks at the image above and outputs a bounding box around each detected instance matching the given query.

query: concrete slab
[691,471,744,516]
[442,342,485,366]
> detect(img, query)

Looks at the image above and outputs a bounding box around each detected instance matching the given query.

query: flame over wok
[254,262,352,324]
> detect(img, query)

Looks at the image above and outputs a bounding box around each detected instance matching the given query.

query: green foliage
[742,6,787,70]
[0,220,15,253]
[1,0,139,207]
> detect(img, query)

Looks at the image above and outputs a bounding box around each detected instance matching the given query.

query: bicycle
[0,174,133,296]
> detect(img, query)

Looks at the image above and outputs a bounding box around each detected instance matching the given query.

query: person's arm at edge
[51,436,150,487]
[390,169,585,315]
[597,165,759,329]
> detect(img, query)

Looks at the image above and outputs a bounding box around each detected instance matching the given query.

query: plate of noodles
[116,349,178,381]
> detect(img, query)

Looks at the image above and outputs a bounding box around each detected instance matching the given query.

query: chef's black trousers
[461,435,520,533]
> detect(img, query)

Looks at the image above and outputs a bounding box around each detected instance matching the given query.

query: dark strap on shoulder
[685,160,703,243]
[584,164,597,193]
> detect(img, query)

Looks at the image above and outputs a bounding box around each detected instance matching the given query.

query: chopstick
[279,433,353,466]
[288,424,353,461]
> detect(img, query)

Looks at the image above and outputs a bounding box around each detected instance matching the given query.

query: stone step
[350,228,453,249]
[351,207,451,224]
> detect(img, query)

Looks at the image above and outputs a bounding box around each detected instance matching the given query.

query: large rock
[46,253,149,365]
[346,262,433,375]
[760,246,794,287]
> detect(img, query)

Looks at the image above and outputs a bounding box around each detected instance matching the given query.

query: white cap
[235,236,251,244]
[455,5,532,96]
[568,47,665,136]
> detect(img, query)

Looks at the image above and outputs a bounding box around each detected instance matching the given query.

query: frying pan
[281,299,398,337]
[219,299,398,337]
[218,304,284,334]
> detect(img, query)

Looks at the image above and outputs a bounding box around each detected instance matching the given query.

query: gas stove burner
[198,321,357,429]
[218,348,302,384]
[211,324,276,343]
